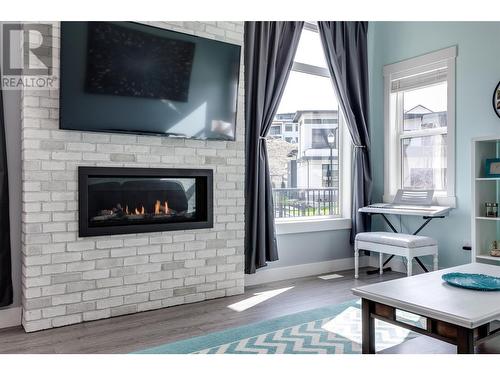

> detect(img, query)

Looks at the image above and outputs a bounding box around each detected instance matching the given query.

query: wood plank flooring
[0,267,403,354]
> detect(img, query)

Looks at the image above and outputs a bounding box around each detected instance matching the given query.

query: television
[60,22,241,141]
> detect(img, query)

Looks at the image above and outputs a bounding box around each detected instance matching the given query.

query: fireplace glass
[88,176,198,227]
[79,167,212,236]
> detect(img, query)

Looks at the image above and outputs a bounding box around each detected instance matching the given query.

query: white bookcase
[472,136,500,263]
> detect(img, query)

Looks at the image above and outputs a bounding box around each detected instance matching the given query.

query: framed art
[485,158,500,177]
[493,81,500,118]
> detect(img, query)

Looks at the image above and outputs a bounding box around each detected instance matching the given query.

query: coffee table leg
[456,327,474,354]
[361,298,376,354]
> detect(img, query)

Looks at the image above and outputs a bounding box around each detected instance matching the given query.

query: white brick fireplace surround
[20,22,245,332]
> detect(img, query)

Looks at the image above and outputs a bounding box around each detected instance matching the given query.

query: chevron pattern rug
[135,299,422,354]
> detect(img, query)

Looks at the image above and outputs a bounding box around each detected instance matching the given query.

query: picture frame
[493,81,500,118]
[485,158,500,177]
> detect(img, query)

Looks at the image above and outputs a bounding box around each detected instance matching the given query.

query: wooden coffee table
[352,263,500,354]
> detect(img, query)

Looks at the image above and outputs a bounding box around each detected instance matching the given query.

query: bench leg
[433,253,438,271]
[354,242,359,279]
[407,257,413,277]
[379,253,383,275]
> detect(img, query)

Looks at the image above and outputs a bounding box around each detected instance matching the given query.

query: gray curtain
[317,21,372,243]
[244,22,303,274]
[0,66,12,307]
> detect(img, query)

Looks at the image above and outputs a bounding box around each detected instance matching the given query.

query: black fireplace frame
[78,166,213,237]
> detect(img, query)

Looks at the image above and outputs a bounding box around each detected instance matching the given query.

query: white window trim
[276,217,351,235]
[383,46,457,208]
[274,23,352,230]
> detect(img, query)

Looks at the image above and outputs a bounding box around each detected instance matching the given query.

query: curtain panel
[244,21,303,274]
[317,21,373,243]
[0,66,13,307]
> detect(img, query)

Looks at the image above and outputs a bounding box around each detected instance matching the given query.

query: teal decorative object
[442,272,500,291]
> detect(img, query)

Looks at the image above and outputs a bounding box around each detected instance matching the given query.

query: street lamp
[327,131,335,188]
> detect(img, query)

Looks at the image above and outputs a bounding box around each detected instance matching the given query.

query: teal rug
[135,299,422,354]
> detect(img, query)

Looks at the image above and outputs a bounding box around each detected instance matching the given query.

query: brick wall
[20,21,245,332]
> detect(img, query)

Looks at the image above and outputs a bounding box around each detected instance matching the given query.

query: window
[383,46,456,206]
[267,22,349,221]
[311,129,328,148]
[311,128,338,149]
[269,125,282,135]
[304,118,338,124]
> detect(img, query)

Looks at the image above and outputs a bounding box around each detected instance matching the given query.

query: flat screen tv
[60,22,241,141]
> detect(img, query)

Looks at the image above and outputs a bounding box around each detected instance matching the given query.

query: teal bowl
[442,272,500,291]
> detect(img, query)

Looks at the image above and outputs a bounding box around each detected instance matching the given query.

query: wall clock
[494,81,500,118]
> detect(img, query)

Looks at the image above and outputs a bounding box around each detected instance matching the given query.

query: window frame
[383,46,457,207]
[273,22,352,227]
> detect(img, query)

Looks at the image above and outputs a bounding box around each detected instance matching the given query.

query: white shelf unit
[472,136,500,264]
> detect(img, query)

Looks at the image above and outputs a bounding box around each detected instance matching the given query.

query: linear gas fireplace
[78,167,213,237]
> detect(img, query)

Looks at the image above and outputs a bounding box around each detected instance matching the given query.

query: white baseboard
[0,306,21,329]
[245,256,369,286]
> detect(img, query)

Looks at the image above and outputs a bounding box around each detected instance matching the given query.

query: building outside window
[383,46,456,206]
[269,125,282,136]
[266,22,344,219]
[312,128,338,149]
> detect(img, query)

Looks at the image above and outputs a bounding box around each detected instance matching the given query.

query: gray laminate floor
[0,267,403,354]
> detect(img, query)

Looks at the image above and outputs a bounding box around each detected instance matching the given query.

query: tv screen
[60,22,241,141]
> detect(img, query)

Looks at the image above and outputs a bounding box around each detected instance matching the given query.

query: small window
[285,124,294,132]
[384,46,456,205]
[270,125,282,135]
[400,83,448,191]
[311,129,336,149]
[304,119,323,124]
[322,118,337,124]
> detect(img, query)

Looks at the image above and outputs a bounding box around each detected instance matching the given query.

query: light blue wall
[271,229,352,269]
[368,22,500,268]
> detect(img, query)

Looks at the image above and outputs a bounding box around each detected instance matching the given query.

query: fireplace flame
[153,200,170,215]
[125,205,129,215]
[134,206,145,215]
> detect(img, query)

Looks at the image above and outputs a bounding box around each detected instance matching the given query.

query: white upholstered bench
[354,232,438,278]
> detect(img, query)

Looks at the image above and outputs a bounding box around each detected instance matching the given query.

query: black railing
[272,188,340,218]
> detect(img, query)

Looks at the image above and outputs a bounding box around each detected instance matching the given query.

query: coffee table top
[352,263,500,328]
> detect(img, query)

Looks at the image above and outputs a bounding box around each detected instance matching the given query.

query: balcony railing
[272,188,339,219]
